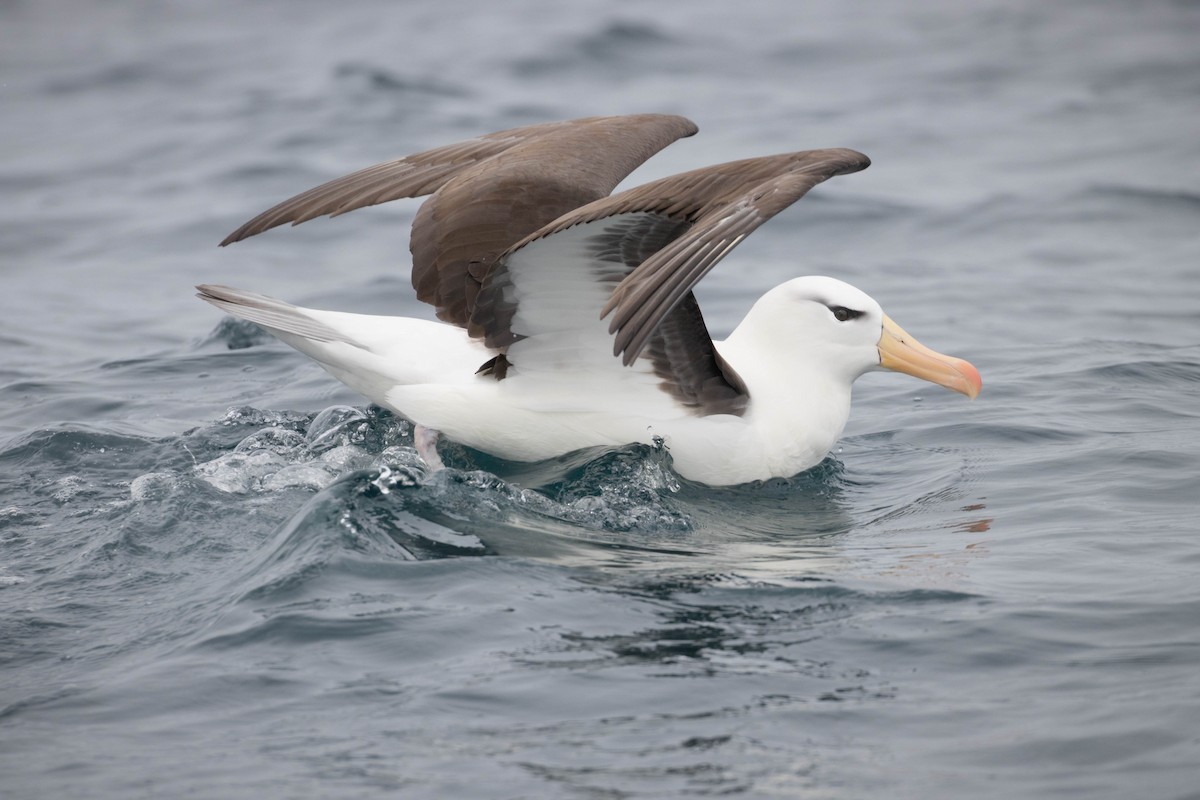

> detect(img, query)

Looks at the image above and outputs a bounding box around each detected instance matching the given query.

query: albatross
[200,114,980,486]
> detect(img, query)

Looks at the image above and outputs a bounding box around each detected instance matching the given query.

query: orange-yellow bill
[877,315,981,399]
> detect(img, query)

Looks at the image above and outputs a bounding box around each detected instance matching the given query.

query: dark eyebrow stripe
[825,303,864,320]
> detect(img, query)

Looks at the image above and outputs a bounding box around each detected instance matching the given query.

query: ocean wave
[510,20,678,77]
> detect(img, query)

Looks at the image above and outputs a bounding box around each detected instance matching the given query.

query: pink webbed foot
[414,425,445,472]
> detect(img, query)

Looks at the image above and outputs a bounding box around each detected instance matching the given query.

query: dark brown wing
[220,121,559,246]
[642,292,750,416]
[218,116,674,245]
[219,114,699,334]
[406,115,697,334]
[505,148,871,364]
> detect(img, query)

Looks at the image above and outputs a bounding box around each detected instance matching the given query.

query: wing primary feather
[616,234,746,363]
[219,116,698,247]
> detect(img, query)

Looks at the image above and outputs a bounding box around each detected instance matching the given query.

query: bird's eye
[829,305,863,322]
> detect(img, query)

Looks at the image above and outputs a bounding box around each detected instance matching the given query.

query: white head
[730,275,981,398]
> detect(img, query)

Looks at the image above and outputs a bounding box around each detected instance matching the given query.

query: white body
[230,276,883,486]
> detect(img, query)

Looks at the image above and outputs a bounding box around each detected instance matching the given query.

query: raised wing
[504,148,871,364]
[220,114,699,334]
[483,215,749,417]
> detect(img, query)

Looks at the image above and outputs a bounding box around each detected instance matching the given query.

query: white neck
[712,291,861,478]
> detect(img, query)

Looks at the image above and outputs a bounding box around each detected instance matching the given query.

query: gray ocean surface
[3,0,1200,797]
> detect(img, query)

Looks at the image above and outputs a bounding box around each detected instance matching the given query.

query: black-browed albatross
[200,114,980,486]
